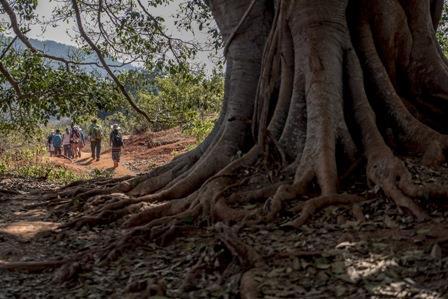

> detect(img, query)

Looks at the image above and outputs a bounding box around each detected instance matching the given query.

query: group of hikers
[47,119,124,168]
[47,123,85,159]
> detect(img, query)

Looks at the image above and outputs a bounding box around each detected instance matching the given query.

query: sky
[32,0,77,45]
[31,0,190,44]
[2,0,217,69]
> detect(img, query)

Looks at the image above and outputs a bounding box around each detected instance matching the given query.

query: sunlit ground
[0,221,59,240]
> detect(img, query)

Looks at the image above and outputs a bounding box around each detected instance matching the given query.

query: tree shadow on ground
[76,158,94,166]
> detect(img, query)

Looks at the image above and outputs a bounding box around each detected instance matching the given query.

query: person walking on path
[78,127,86,152]
[109,124,124,168]
[52,129,63,156]
[88,119,103,161]
[70,124,82,158]
[47,130,55,157]
[62,128,72,158]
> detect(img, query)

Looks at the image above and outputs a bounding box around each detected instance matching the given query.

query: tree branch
[0,35,18,59]
[0,61,23,98]
[0,0,132,69]
[96,0,144,62]
[70,0,153,125]
[135,0,198,63]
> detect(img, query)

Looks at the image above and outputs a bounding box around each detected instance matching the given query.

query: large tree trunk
[56,0,448,240]
[4,0,448,290]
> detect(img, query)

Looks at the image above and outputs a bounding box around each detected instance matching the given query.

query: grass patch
[0,147,89,185]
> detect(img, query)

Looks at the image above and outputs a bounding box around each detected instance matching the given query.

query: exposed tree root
[50,1,448,246]
[240,269,259,299]
[354,1,448,167]
[0,260,65,273]
[366,155,430,220]
[285,194,365,228]
[48,0,447,241]
[216,223,263,298]
[216,223,262,268]
[124,278,167,297]
[8,1,448,290]
[352,203,366,222]
[346,47,433,220]
[180,258,208,292]
[122,196,194,228]
[0,188,22,196]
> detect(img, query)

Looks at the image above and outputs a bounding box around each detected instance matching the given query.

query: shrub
[109,65,224,141]
[0,144,88,184]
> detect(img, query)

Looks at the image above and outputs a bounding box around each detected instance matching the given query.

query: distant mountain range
[1,34,138,76]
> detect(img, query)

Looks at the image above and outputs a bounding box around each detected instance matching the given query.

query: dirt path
[47,150,135,178]
[45,128,197,178]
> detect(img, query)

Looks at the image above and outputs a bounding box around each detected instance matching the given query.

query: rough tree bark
[57,0,448,232]
[4,0,448,281]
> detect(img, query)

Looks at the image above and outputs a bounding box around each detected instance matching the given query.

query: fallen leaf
[335,285,347,297]
[384,215,399,228]
[331,261,345,275]
[430,243,442,259]
[314,257,331,270]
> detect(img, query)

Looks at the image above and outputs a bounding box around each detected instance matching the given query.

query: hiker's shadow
[77,158,93,166]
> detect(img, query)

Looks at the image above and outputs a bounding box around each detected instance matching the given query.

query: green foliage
[112,65,224,141]
[90,168,114,180]
[4,0,37,23]
[0,131,88,184]
[0,0,221,139]
[49,0,197,70]
[437,4,448,55]
[0,161,7,174]
[175,0,222,53]
[184,117,215,142]
[0,47,123,134]
[13,164,86,185]
[0,146,89,184]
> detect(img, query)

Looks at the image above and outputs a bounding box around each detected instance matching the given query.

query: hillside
[1,34,138,76]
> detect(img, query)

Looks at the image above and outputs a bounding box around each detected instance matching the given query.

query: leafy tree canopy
[0,0,221,134]
[1,0,447,136]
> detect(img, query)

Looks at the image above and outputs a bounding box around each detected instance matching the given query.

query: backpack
[90,125,102,141]
[52,134,62,147]
[111,131,123,147]
[70,128,81,143]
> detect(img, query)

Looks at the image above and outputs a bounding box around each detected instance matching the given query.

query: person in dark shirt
[52,129,63,156]
[47,130,55,157]
[109,124,124,168]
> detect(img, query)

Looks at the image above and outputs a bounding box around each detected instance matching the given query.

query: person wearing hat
[109,124,124,168]
[70,123,82,158]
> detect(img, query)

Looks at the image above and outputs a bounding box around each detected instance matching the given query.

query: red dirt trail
[45,128,196,178]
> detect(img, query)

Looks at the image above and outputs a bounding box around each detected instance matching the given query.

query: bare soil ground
[1,130,448,298]
[46,128,196,178]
